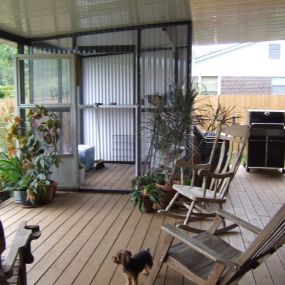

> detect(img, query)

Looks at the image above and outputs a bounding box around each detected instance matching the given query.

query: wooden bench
[0,220,41,285]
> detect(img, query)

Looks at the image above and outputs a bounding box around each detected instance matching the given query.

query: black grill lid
[248,110,285,124]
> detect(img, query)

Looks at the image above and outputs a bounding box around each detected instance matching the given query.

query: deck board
[0,167,284,285]
[81,163,134,191]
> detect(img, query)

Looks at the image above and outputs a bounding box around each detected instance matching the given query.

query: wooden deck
[81,163,134,191]
[1,167,285,285]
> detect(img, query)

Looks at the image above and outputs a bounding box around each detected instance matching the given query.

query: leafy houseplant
[130,172,165,213]
[130,183,160,213]
[0,105,61,206]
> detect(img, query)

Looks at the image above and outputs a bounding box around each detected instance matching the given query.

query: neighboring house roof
[194,43,254,62]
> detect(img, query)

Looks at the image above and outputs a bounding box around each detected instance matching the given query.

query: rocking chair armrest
[198,169,234,179]
[216,210,261,234]
[162,224,237,267]
[175,160,211,170]
[2,221,41,278]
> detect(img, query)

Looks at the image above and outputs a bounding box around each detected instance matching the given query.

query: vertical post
[28,45,34,104]
[186,22,193,163]
[79,56,84,144]
[136,28,142,176]
[17,43,26,121]
[174,47,178,85]
[133,48,136,166]
[186,22,192,91]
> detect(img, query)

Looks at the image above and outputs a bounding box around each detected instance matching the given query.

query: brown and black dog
[112,248,153,285]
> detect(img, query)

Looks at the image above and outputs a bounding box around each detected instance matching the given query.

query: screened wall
[30,22,191,175]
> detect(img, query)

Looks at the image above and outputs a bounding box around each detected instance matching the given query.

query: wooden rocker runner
[158,124,250,234]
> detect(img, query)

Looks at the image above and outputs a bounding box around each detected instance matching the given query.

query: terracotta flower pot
[156,183,176,209]
[40,181,58,204]
[142,197,154,213]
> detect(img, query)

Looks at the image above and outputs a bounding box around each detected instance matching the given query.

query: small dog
[112,248,153,285]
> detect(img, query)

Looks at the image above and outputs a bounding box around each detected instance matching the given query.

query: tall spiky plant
[144,83,200,182]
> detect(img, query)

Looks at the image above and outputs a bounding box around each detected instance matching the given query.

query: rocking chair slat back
[207,124,249,199]
[220,204,285,284]
[238,206,285,265]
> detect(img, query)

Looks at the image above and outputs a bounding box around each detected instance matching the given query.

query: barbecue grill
[246,110,285,173]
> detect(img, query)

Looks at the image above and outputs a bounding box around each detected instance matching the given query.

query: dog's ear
[121,250,132,265]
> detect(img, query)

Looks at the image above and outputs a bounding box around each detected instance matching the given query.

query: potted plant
[130,182,160,213]
[143,83,238,187]
[144,84,201,185]
[0,153,32,204]
[0,105,61,206]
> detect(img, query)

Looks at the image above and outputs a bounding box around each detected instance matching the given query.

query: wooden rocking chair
[158,124,250,233]
[0,220,41,285]
[146,203,285,285]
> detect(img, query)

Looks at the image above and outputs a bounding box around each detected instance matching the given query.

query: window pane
[272,86,285,95]
[269,44,280,59]
[22,108,73,154]
[201,76,218,95]
[272,77,285,85]
[271,77,285,95]
[20,58,71,105]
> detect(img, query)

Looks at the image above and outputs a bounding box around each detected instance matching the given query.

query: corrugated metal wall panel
[83,108,135,162]
[141,49,175,97]
[83,54,134,105]
[82,53,135,162]
[140,49,175,168]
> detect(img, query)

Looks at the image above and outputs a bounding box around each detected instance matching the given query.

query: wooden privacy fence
[196,94,285,124]
[0,98,14,116]
[1,95,285,123]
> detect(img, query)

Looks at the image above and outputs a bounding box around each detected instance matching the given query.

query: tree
[0,44,17,86]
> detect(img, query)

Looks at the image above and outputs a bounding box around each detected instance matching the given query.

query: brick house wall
[221,76,272,95]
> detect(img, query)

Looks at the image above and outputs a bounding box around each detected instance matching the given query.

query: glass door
[16,54,79,188]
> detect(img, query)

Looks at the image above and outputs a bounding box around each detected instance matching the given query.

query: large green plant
[144,84,200,182]
[0,105,61,204]
[143,83,238,183]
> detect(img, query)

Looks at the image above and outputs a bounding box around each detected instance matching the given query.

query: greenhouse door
[16,54,79,189]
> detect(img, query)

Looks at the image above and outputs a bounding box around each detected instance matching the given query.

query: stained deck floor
[81,163,134,191]
[1,167,285,285]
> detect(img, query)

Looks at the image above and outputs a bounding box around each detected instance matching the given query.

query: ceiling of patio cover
[0,0,285,45]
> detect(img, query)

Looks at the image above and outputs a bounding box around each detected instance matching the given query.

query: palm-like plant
[144,84,200,183]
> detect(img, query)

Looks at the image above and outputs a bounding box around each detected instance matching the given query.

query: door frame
[15,54,79,189]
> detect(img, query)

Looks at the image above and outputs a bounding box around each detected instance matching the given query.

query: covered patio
[1,167,285,285]
[1,0,285,190]
[1,1,285,284]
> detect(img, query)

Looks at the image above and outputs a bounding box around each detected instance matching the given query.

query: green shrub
[0,85,14,98]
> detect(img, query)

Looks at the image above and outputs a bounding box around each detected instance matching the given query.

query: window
[201,76,218,95]
[269,44,281,59]
[271,77,285,95]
